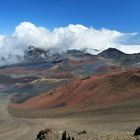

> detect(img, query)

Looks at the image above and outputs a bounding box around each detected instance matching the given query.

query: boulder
[36,128,52,140]
[61,130,75,140]
[134,127,140,136]
[78,130,87,135]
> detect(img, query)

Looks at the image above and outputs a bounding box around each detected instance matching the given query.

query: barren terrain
[0,94,139,140]
[0,48,140,140]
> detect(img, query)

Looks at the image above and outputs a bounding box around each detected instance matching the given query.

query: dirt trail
[0,95,47,140]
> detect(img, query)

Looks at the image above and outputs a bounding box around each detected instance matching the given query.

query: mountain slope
[98,48,126,59]
[9,69,140,117]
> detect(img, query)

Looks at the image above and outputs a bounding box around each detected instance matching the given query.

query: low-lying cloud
[0,21,140,66]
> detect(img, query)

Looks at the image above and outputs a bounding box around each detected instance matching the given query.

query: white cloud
[0,21,140,66]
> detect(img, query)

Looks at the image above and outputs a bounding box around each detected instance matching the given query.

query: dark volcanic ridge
[1,46,140,67]
[98,48,140,66]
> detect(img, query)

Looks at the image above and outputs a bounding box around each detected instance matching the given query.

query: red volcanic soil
[10,69,140,114]
[96,65,124,73]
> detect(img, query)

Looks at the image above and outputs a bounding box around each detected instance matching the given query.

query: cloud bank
[0,22,140,66]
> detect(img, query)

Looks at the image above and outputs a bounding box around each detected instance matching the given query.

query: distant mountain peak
[24,46,48,62]
[98,48,140,65]
[104,48,125,53]
[98,48,126,59]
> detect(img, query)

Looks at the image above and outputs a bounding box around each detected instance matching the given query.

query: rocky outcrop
[134,127,140,136]
[36,129,75,140]
[36,128,53,140]
[61,131,75,140]
[78,130,87,135]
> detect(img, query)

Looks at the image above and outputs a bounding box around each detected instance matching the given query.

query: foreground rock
[61,131,75,140]
[134,127,140,140]
[36,128,75,140]
[36,128,58,140]
[78,130,87,135]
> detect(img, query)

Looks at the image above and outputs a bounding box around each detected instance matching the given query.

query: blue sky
[1,0,140,65]
[0,0,140,34]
